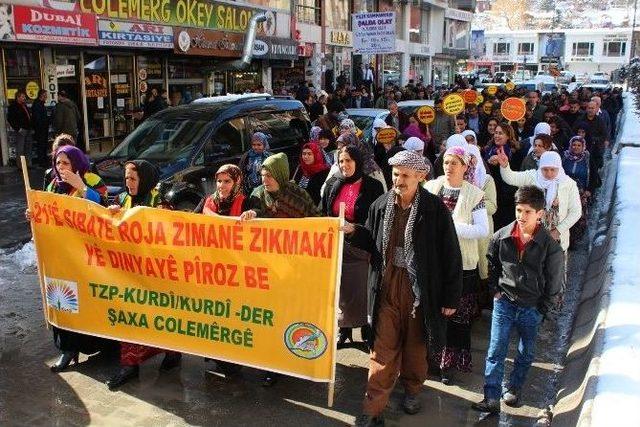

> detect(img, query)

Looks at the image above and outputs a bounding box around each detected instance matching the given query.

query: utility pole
[632,0,638,60]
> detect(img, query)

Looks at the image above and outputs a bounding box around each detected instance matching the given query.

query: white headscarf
[461,129,477,144]
[536,151,568,210]
[527,122,551,154]
[446,134,468,150]
[465,143,488,188]
[372,118,387,141]
[403,136,425,152]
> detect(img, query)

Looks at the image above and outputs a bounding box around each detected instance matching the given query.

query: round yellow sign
[505,81,515,92]
[486,85,498,96]
[442,93,465,116]
[475,94,484,105]
[26,81,40,100]
[416,106,436,125]
[376,127,398,145]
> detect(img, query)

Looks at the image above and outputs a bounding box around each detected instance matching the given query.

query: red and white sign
[13,5,97,45]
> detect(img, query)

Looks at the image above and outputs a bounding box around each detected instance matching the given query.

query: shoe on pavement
[471,398,500,414]
[354,414,384,427]
[106,365,139,391]
[402,394,422,415]
[502,389,520,407]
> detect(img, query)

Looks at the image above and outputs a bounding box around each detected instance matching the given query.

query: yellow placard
[486,85,498,96]
[26,81,40,99]
[442,93,465,116]
[30,191,341,382]
[376,127,398,144]
[7,88,18,100]
[505,81,515,92]
[416,106,436,125]
[475,94,484,105]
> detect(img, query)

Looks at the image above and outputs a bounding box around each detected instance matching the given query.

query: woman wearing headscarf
[201,164,246,377]
[465,144,497,313]
[496,150,582,253]
[562,136,597,247]
[27,145,114,372]
[520,134,554,171]
[240,153,319,386]
[424,146,489,385]
[106,160,182,390]
[433,134,468,178]
[321,146,384,346]
[292,142,331,206]
[238,132,272,195]
[461,129,478,146]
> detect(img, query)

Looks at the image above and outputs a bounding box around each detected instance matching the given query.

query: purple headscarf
[53,145,90,193]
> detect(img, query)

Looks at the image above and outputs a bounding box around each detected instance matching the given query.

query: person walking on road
[472,186,564,414]
[31,89,50,167]
[344,150,463,426]
[53,90,81,142]
[8,90,33,169]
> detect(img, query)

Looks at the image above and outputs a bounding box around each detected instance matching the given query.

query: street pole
[632,0,638,59]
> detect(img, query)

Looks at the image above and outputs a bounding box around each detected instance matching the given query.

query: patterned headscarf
[464,143,488,188]
[309,126,322,141]
[388,150,430,174]
[564,136,587,162]
[213,164,243,206]
[340,118,357,134]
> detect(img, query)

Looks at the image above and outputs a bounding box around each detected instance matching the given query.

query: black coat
[349,189,463,348]
[321,175,384,225]
[8,102,31,132]
[292,167,331,206]
[31,99,49,140]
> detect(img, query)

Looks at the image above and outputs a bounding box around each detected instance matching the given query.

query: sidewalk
[0,166,41,248]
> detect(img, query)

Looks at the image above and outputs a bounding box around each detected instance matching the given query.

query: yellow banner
[29,190,342,382]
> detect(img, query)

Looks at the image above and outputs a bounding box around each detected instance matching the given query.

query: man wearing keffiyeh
[344,150,463,426]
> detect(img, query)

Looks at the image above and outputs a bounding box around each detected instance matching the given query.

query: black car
[94,94,311,211]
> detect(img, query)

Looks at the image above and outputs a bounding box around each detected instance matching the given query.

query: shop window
[296,0,321,25]
[603,41,626,57]
[493,42,510,55]
[572,42,594,57]
[409,5,421,43]
[518,42,535,56]
[246,110,308,150]
[84,54,111,139]
[4,48,40,100]
[353,0,375,12]
[109,55,135,138]
[325,0,350,30]
[137,56,165,105]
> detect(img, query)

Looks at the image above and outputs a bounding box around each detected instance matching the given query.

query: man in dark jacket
[31,89,50,167]
[472,186,563,415]
[7,90,32,169]
[345,150,463,426]
[573,101,608,169]
[53,90,81,142]
[526,91,547,126]
[348,87,372,108]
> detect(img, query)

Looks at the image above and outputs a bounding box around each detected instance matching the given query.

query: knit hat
[403,137,425,152]
[262,152,289,188]
[388,150,429,174]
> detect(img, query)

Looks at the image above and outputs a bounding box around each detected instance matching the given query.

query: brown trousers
[363,272,428,416]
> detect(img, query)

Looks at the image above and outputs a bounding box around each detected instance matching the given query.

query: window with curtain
[325,0,350,29]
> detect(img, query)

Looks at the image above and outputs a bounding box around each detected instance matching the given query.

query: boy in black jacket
[472,186,564,414]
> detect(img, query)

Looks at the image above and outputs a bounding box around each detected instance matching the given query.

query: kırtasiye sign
[98,19,173,48]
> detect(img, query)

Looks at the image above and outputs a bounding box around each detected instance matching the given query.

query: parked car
[397,100,436,118]
[94,94,311,211]
[346,108,389,145]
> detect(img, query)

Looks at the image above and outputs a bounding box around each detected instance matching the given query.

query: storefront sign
[13,5,97,45]
[78,0,276,36]
[444,8,473,22]
[256,37,298,61]
[25,81,40,99]
[328,29,351,47]
[45,64,59,105]
[56,64,76,78]
[98,19,173,48]
[352,11,395,54]
[173,27,243,57]
[85,73,108,97]
[297,42,313,58]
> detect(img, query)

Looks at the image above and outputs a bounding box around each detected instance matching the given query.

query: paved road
[0,166,590,426]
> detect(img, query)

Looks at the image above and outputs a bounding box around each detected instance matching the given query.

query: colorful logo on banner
[77,0,276,36]
[416,106,435,125]
[442,93,465,116]
[13,5,97,45]
[500,97,527,122]
[98,19,173,48]
[29,191,341,382]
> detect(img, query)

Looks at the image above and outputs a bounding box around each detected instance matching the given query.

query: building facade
[475,28,631,77]
[0,0,474,165]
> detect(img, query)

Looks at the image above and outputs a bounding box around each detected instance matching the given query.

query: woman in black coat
[292,142,330,206]
[321,146,384,345]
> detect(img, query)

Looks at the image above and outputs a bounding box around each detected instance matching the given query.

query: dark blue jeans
[483,296,543,400]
